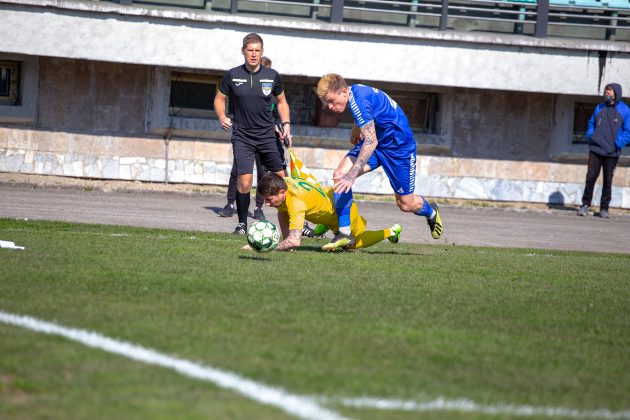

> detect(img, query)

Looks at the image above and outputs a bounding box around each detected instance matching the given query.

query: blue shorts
[347,141,417,195]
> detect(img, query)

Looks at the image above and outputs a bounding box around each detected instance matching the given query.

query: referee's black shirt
[219,64,284,142]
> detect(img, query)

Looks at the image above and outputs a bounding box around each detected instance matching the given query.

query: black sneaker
[218,203,235,217]
[321,232,355,251]
[233,222,247,235]
[253,207,266,220]
[302,222,315,237]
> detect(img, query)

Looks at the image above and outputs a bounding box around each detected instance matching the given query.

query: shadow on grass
[238,255,272,261]
[360,249,425,256]
[295,244,422,256]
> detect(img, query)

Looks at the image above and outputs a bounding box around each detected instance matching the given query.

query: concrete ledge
[2,0,629,53]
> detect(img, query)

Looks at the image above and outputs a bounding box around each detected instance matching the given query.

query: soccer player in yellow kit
[256,173,402,252]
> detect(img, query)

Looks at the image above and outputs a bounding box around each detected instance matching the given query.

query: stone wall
[38,58,147,135]
[2,127,629,208]
[452,90,554,162]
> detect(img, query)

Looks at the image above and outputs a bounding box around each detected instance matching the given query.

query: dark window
[169,72,220,118]
[390,92,437,133]
[0,61,20,106]
[573,102,596,144]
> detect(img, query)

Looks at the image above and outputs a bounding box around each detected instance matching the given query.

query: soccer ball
[247,220,280,253]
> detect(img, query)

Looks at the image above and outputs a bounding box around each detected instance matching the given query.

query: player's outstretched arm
[334,120,378,193]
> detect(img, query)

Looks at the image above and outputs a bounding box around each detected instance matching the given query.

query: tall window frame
[573,101,597,145]
[0,61,20,106]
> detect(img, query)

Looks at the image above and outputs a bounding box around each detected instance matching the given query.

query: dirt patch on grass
[0,374,33,404]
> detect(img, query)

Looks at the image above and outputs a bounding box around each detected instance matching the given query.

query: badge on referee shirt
[260,79,273,96]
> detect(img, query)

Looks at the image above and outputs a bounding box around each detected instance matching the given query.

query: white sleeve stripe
[348,91,365,126]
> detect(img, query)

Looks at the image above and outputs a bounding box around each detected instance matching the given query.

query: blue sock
[334,190,353,232]
[415,196,433,218]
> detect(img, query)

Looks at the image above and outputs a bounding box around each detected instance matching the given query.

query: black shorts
[232,136,286,175]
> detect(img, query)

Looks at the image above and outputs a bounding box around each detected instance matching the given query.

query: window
[0,61,20,106]
[573,102,596,144]
[390,92,436,133]
[169,72,220,118]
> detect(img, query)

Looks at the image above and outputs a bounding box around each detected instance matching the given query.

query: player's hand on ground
[241,244,253,251]
[333,174,355,194]
[220,116,233,130]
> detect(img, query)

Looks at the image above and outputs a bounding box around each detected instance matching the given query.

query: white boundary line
[0,311,347,420]
[325,397,630,419]
[2,310,629,420]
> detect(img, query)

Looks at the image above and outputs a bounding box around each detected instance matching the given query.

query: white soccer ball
[247,220,280,253]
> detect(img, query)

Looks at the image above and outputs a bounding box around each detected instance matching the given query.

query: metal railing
[123,0,630,40]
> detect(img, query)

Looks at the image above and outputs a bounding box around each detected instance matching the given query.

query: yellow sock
[352,229,388,249]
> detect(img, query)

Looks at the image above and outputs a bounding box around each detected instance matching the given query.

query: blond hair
[316,73,347,99]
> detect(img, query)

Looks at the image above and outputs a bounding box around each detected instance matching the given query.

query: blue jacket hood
[605,83,622,105]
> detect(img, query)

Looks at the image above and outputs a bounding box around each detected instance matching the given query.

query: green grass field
[1,218,629,419]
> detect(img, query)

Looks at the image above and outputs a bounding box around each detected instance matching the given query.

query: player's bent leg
[351,230,384,249]
[396,193,443,240]
[349,224,402,249]
[395,193,423,213]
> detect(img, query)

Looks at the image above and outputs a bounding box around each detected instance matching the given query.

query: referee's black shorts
[232,135,286,175]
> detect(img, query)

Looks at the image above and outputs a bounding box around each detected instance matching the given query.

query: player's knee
[237,181,253,193]
[396,199,415,213]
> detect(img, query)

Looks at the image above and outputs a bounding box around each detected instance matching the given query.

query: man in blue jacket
[578,83,630,218]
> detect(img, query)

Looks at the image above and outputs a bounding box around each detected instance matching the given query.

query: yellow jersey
[278,177,366,234]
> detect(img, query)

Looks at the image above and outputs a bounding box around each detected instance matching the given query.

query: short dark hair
[259,173,286,197]
[242,33,263,49]
[260,56,272,68]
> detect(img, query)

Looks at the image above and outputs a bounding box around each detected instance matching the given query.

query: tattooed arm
[275,229,302,251]
[334,120,378,193]
[275,211,301,251]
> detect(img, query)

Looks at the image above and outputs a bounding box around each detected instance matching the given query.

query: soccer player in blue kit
[316,73,443,251]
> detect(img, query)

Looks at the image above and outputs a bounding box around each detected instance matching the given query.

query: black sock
[236,192,250,225]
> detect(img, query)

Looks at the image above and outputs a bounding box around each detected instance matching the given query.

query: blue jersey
[348,84,415,149]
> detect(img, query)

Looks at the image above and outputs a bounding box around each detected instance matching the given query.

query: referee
[214,33,292,234]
